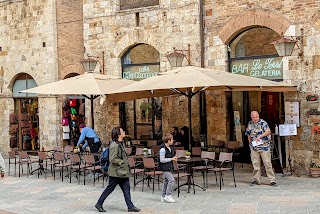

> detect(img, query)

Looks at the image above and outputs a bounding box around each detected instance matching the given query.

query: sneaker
[164,195,175,203]
[250,180,260,186]
[161,196,165,202]
[270,182,277,187]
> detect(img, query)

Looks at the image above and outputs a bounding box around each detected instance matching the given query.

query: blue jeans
[97,176,134,209]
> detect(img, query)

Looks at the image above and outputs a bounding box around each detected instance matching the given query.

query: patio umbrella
[107,66,297,150]
[20,72,135,129]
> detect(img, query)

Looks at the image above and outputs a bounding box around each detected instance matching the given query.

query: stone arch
[118,43,159,59]
[60,64,84,80]
[7,72,38,93]
[218,9,291,44]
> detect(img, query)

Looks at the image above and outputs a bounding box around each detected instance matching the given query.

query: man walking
[245,111,276,187]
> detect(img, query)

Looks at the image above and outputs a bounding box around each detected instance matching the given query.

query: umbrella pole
[91,95,94,130]
[188,91,192,152]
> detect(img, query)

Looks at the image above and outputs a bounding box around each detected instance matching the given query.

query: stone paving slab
[1,161,320,213]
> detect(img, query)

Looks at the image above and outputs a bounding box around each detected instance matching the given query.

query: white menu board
[279,124,297,136]
[284,101,300,127]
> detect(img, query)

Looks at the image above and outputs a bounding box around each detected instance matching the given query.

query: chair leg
[233,170,236,187]
[177,176,180,198]
[219,171,222,190]
[133,172,136,191]
[27,163,29,177]
[8,161,10,176]
[19,163,21,177]
[45,162,47,180]
[201,171,205,188]
[84,168,86,185]
[214,171,218,184]
[152,173,155,194]
[192,174,195,194]
[158,175,160,190]
[69,166,72,183]
[142,172,145,192]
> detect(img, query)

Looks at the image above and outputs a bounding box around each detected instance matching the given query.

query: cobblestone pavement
[1,160,320,214]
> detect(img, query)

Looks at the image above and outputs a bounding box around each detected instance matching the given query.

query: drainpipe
[199,0,207,136]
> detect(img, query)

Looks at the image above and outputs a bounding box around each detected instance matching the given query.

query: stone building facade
[1,0,320,174]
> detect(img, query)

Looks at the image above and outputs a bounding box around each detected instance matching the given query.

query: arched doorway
[11,73,39,150]
[228,27,285,166]
[120,44,162,142]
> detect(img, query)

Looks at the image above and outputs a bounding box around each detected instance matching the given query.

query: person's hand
[171,156,178,162]
[256,135,261,141]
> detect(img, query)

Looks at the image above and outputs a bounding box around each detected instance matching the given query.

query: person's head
[181,126,189,136]
[111,126,125,142]
[251,111,260,124]
[79,124,86,132]
[162,133,173,145]
[172,127,178,134]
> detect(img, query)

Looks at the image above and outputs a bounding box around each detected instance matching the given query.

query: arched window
[121,44,162,141]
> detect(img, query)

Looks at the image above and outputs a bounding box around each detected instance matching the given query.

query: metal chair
[37,152,55,179]
[128,157,144,191]
[53,152,71,182]
[172,161,195,197]
[147,140,157,148]
[191,147,202,156]
[192,151,216,189]
[208,152,236,190]
[69,154,86,184]
[142,158,163,193]
[17,151,38,177]
[8,151,17,176]
[83,154,103,186]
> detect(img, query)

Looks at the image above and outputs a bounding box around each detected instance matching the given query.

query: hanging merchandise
[20,113,29,121]
[63,99,69,110]
[63,110,71,118]
[71,114,77,121]
[70,107,77,115]
[30,128,37,138]
[10,136,18,148]
[63,132,70,140]
[63,126,70,133]
[9,124,19,135]
[69,99,77,107]
[22,128,30,135]
[20,120,30,128]
[62,118,69,126]
[71,120,77,127]
[9,113,18,124]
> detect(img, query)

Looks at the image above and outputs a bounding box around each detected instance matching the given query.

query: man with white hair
[245,111,276,187]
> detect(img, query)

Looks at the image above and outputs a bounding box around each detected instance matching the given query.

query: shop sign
[123,65,159,81]
[120,0,159,10]
[230,57,283,80]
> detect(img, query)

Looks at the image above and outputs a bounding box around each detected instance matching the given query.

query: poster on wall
[284,101,300,127]
[234,111,243,145]
[279,124,297,136]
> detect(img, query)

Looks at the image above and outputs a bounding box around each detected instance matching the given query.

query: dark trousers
[86,138,101,153]
[97,176,134,209]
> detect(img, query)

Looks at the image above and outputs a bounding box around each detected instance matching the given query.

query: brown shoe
[0,173,4,178]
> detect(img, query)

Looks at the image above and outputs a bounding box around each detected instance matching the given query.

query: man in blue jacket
[77,124,101,153]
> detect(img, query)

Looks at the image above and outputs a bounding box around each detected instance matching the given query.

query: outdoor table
[177,157,205,191]
[130,154,158,159]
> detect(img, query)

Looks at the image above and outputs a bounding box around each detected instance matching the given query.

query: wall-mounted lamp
[270,29,304,60]
[81,51,105,74]
[165,44,191,67]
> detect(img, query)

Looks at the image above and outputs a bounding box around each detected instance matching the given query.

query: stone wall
[203,0,320,173]
[83,0,202,140]
[0,0,59,155]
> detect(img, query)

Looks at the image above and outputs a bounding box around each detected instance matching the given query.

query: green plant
[123,135,131,142]
[185,151,191,156]
[306,93,319,101]
[143,148,148,152]
[310,162,320,168]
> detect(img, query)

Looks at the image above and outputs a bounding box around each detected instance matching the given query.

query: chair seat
[131,168,144,174]
[71,164,87,169]
[173,172,191,178]
[40,161,55,165]
[145,171,163,176]
[56,162,71,167]
[192,165,214,170]
[209,167,232,171]
[86,165,102,170]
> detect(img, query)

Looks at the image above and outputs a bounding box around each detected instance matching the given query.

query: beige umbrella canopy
[20,72,135,129]
[107,66,297,149]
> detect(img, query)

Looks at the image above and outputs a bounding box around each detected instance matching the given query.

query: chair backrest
[143,158,155,169]
[131,140,140,145]
[38,152,47,161]
[54,152,65,162]
[136,148,144,155]
[83,155,95,165]
[147,140,157,148]
[219,152,233,162]
[176,150,187,158]
[128,157,135,168]
[192,147,201,156]
[125,147,132,155]
[227,141,241,150]
[64,145,74,153]
[201,151,215,160]
[174,146,184,151]
[211,140,224,147]
[70,154,81,163]
[152,146,160,155]
[8,151,16,159]
[53,146,63,152]
[18,151,29,159]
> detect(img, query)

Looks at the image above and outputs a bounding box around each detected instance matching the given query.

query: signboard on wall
[284,101,300,127]
[123,65,159,81]
[230,57,283,80]
[120,0,159,10]
[279,124,297,136]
